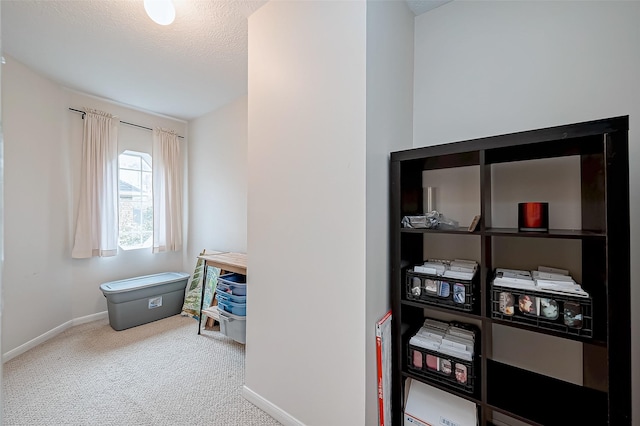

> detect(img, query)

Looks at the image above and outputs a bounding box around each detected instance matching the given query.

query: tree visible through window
[118,150,153,250]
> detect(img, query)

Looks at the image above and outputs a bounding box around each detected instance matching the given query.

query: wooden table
[197,251,247,334]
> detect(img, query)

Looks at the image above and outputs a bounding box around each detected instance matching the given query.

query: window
[118,150,153,250]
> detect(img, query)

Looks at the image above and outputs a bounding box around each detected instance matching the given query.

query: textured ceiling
[2,0,449,121]
[406,0,452,16]
[2,0,267,121]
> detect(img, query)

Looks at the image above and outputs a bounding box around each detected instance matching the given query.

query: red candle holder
[518,202,549,232]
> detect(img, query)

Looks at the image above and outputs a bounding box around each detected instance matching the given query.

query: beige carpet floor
[2,315,282,426]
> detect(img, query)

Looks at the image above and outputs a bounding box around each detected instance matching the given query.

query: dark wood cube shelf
[390,116,630,425]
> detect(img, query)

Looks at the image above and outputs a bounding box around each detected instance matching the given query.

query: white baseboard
[2,311,108,363]
[243,385,306,426]
[71,311,108,327]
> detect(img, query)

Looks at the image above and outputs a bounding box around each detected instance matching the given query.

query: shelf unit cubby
[390,116,631,425]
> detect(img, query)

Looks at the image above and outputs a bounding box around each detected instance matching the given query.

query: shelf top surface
[391,115,628,162]
[198,251,247,275]
[400,227,605,238]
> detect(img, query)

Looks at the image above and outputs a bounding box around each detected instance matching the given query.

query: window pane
[141,154,152,171]
[141,171,152,195]
[118,150,153,250]
[119,169,141,198]
[119,153,141,170]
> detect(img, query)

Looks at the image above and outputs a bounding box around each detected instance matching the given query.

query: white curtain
[152,128,183,253]
[71,108,119,258]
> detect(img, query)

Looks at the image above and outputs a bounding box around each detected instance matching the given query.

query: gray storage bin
[100,272,190,331]
[218,307,247,344]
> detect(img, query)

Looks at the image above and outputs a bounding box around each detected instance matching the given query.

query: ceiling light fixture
[144,0,176,26]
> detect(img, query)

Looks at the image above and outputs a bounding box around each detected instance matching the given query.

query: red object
[518,202,549,231]
[524,204,543,227]
[376,311,392,426]
[426,354,438,370]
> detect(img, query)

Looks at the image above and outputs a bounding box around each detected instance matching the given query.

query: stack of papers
[404,378,478,426]
[493,266,589,298]
[493,268,535,290]
[409,318,475,361]
[413,258,478,281]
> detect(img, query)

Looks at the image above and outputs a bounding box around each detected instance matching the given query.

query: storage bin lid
[217,307,247,321]
[216,287,247,302]
[100,272,190,294]
[218,272,247,285]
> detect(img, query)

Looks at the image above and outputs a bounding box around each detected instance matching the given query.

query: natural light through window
[118,150,153,250]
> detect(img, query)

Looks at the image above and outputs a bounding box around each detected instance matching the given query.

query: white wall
[246,1,367,424]
[3,56,72,354]
[186,95,247,265]
[365,1,414,424]
[2,56,187,358]
[414,1,640,423]
[0,5,4,421]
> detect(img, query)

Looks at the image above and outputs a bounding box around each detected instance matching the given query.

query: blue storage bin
[217,273,247,296]
[216,287,247,304]
[218,299,246,316]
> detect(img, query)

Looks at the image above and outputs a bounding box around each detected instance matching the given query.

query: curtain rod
[68,108,185,139]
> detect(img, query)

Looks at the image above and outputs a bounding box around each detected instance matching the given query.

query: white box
[404,379,477,426]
